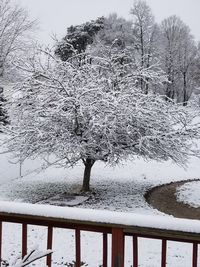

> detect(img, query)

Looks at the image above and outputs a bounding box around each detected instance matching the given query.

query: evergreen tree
[55,17,105,61]
[0,87,8,127]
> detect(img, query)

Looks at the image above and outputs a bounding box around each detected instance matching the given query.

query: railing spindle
[46,226,53,267]
[111,228,124,267]
[103,233,107,267]
[161,239,167,267]
[75,228,81,267]
[192,242,198,267]
[22,223,27,258]
[133,235,138,267]
[0,221,2,267]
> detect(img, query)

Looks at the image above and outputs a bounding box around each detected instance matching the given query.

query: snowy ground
[1,153,200,214]
[0,135,200,266]
[176,181,200,208]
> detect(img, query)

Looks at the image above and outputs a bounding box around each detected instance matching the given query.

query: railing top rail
[0,201,200,242]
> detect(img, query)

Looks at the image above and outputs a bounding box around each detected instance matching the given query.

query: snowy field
[1,144,200,213]
[0,135,200,266]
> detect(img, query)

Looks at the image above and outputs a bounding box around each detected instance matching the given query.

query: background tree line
[55,0,200,105]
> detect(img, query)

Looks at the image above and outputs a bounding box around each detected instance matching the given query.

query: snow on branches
[6,45,200,190]
[1,246,53,267]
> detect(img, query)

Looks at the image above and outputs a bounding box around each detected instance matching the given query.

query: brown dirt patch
[145,179,200,220]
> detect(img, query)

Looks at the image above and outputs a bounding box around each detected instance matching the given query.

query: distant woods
[55,0,200,105]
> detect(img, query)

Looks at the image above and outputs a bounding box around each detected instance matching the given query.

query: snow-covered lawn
[0,136,200,266]
[176,181,200,208]
[0,154,200,213]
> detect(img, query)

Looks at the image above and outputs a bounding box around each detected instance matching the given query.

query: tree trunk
[183,72,188,106]
[140,25,144,92]
[81,159,95,192]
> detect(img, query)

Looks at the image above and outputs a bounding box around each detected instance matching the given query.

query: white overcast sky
[17,0,200,44]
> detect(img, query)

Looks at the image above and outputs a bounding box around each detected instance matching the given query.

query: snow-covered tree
[55,17,104,61]
[86,14,135,69]
[130,0,160,94]
[6,46,200,191]
[177,27,197,105]
[93,14,133,48]
[0,0,36,78]
[194,43,200,89]
[0,86,8,128]
[160,15,197,103]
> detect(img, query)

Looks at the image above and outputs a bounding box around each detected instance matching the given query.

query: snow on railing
[0,201,200,267]
[0,201,200,233]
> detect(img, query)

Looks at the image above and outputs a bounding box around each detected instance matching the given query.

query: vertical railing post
[22,223,27,258]
[111,228,124,267]
[46,226,53,267]
[192,242,198,267]
[161,239,167,267]
[0,221,2,267]
[75,228,81,267]
[103,233,108,267]
[133,235,138,267]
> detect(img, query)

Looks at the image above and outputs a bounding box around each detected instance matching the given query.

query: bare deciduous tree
[178,28,197,105]
[0,0,36,77]
[130,0,160,94]
[160,15,197,104]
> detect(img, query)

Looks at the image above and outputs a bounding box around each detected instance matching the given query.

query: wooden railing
[0,202,199,267]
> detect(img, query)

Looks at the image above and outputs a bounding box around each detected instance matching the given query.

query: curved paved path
[145,179,200,220]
